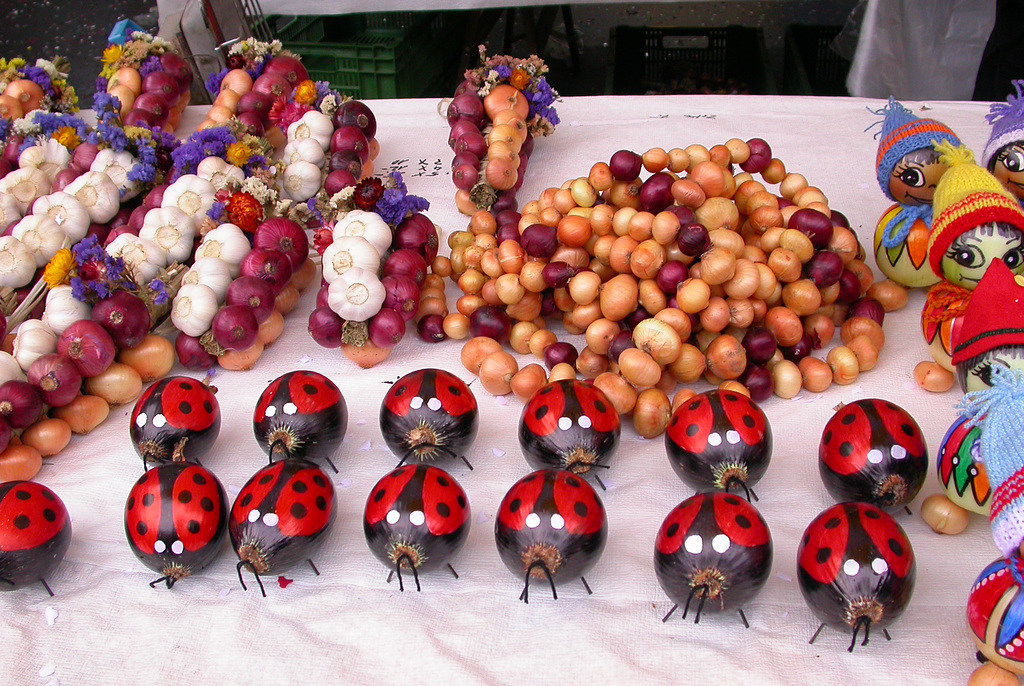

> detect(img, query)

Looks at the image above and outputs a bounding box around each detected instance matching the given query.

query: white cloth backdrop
[0,95,1006,685]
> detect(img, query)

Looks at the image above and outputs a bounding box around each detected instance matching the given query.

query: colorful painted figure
[983,79,1024,206]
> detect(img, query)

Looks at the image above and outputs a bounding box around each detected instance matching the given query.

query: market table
[0,95,1002,685]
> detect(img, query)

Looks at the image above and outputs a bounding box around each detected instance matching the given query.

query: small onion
[84,362,141,405]
[240,247,293,294]
[53,394,109,434]
[253,218,309,269]
[308,307,344,348]
[368,308,407,349]
[417,314,446,343]
[56,320,115,377]
[382,249,428,285]
[118,334,175,382]
[27,354,81,407]
[227,275,277,323]
[91,290,150,349]
[848,298,885,326]
[544,341,578,370]
[175,332,216,370]
[739,365,773,402]
[469,305,512,343]
[212,304,259,351]
[381,275,421,322]
[741,327,777,365]
[0,380,43,427]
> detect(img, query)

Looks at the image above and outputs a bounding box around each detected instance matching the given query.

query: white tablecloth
[1,95,1005,685]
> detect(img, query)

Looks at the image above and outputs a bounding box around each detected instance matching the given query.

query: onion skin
[91,291,150,349]
[53,394,110,434]
[57,320,116,378]
[0,381,43,428]
[0,444,42,482]
[28,354,82,408]
[340,341,390,368]
[920,493,970,535]
[217,341,264,371]
[21,418,72,457]
[174,332,216,371]
[118,334,175,382]
[85,362,143,406]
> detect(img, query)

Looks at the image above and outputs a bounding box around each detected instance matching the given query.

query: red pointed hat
[952,259,1024,365]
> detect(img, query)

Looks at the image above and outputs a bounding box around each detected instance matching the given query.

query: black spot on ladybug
[565,476,581,488]
[303,384,317,395]
[725,496,741,506]
[667,523,679,538]
[316,496,326,510]
[735,514,751,528]
[395,385,407,396]
[181,382,193,391]
[535,405,549,421]
[886,402,899,412]
[803,533,810,545]
[863,509,881,520]
[201,497,214,512]
[15,489,30,500]
[509,498,521,513]
[13,514,29,529]
[187,520,200,534]
[313,475,327,488]
[594,399,607,413]
[178,490,192,504]
[574,502,588,518]
[824,517,841,529]
[293,481,308,493]
[127,496,136,510]
[437,502,451,517]
[688,400,701,411]
[540,386,554,395]
[841,413,856,425]
[889,538,904,556]
[41,490,54,501]
[203,401,212,413]
[686,424,699,436]
[816,547,831,564]
[901,423,915,436]
[43,508,56,522]
[291,503,307,519]
[824,430,832,444]
[723,392,738,401]
[143,493,155,507]
[180,402,192,414]
[457,495,466,508]
[839,442,853,457]
[137,521,148,536]
[449,385,461,396]
[373,489,385,502]
[258,474,274,485]
[669,416,678,427]
[742,414,755,428]
[437,474,450,488]
[522,474,537,483]
[193,473,207,486]
[240,493,252,507]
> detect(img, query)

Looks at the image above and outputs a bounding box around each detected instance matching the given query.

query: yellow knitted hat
[931,142,1016,216]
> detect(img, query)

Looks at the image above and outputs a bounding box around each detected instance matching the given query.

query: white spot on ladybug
[550,514,565,530]
[135,413,147,427]
[707,433,722,447]
[283,403,297,415]
[843,559,860,576]
[684,535,703,554]
[525,513,541,528]
[711,534,731,553]
[558,417,572,431]
[262,512,279,527]
[891,445,907,460]
[386,509,400,524]
[154,540,167,553]
[871,558,889,575]
[427,398,442,411]
[725,431,740,445]
[171,540,184,555]
[410,511,425,526]
[153,414,167,428]
[578,416,592,429]
[867,449,884,464]
[248,509,261,523]
[265,405,277,417]
[410,397,424,410]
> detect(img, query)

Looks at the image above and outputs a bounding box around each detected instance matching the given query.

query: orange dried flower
[226,191,264,233]
[509,68,530,90]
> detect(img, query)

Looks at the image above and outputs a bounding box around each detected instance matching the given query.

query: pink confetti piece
[298,355,313,364]
[278,576,293,588]
[495,395,508,406]
[38,665,55,678]
[336,478,353,490]
[44,607,57,626]
[476,511,490,524]
[776,573,793,582]
[356,419,367,426]
[492,448,505,458]
[218,589,231,598]
[227,485,241,496]
[359,440,371,451]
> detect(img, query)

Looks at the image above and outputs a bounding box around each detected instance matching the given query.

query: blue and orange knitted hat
[875,97,961,201]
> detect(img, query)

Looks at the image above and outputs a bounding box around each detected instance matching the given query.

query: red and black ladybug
[655,492,773,627]
[130,376,220,468]
[665,390,772,501]
[494,469,607,602]
[124,462,228,588]
[797,501,916,651]
[380,368,478,470]
[518,380,620,485]
[0,481,71,596]
[818,399,928,512]
[253,370,348,472]
[363,464,470,591]
[230,458,336,596]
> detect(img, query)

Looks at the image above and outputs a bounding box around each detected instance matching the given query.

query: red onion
[253,218,308,269]
[133,92,170,124]
[262,55,308,85]
[640,172,675,214]
[330,126,370,163]
[0,309,6,342]
[324,169,357,196]
[123,108,157,128]
[237,91,274,120]
[328,150,362,178]
[316,283,330,309]
[0,421,11,454]
[237,112,265,136]
[308,306,344,348]
[836,269,862,304]
[0,380,42,428]
[656,261,688,293]
[667,206,696,225]
[226,276,277,323]
[448,119,479,149]
[544,341,578,370]
[521,224,558,258]
[417,314,446,343]
[110,207,133,230]
[13,286,44,320]
[143,184,167,209]
[608,330,635,362]
[382,249,428,285]
[804,250,843,288]
[3,136,24,166]
[469,306,511,343]
[789,208,833,249]
[542,262,576,288]
[492,191,518,214]
[251,72,291,100]
[128,205,149,231]
[175,332,215,370]
[540,291,557,317]
[446,92,486,128]
[496,210,521,227]
[455,131,487,159]
[831,209,850,229]
[57,320,116,377]
[104,225,140,245]
[739,365,773,402]
[623,307,650,330]
[740,138,771,174]
[520,134,535,158]
[741,327,777,365]
[92,291,150,348]
[451,151,479,171]
[143,70,181,102]
[609,150,642,181]
[677,222,711,256]
[212,304,259,351]
[160,52,193,89]
[240,247,293,294]
[849,298,885,326]
[777,195,794,209]
[512,156,528,193]
[51,168,80,192]
[781,333,815,363]
[0,159,11,181]
[495,223,520,244]
[86,222,111,244]
[368,308,406,348]
[27,354,82,408]
[382,275,421,322]
[333,100,377,140]
[454,79,476,96]
[453,164,478,191]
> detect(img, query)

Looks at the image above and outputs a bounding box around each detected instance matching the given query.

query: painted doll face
[960,348,1024,393]
[889,149,947,206]
[941,222,1024,289]
[992,143,1024,203]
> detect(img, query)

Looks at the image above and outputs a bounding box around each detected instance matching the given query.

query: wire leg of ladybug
[848,616,872,652]
[324,457,338,474]
[662,605,678,623]
[447,563,459,579]
[693,586,709,624]
[236,560,267,597]
[307,559,320,576]
[394,554,422,592]
[39,578,54,597]
[594,475,607,491]
[520,561,557,603]
[808,623,826,645]
[724,477,754,503]
[738,608,749,629]
[883,628,892,641]
[903,505,912,516]
[580,576,593,595]
[149,575,172,589]
[680,585,698,620]
[0,576,14,587]
[387,570,394,583]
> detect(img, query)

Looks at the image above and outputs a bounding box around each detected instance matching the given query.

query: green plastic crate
[267,12,465,99]
[783,25,850,96]
[609,25,776,95]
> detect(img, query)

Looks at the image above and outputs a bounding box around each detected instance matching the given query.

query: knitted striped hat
[926,142,1024,278]
[958,364,1024,558]
[875,97,961,201]
[983,80,1024,170]
[951,259,1024,366]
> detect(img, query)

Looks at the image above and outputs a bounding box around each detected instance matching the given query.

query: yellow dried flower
[509,68,530,90]
[101,45,124,66]
[293,80,317,105]
[226,142,251,167]
[51,127,80,150]
[43,249,74,289]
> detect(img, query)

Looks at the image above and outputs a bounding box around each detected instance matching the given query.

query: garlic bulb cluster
[140,206,196,263]
[106,234,168,285]
[194,223,250,277]
[42,284,91,335]
[322,236,380,283]
[333,210,392,255]
[287,111,333,151]
[13,319,57,371]
[182,257,233,301]
[282,161,321,202]
[282,138,325,168]
[0,235,37,288]
[11,214,64,267]
[65,171,120,223]
[162,174,216,229]
[32,192,90,242]
[0,168,50,214]
[19,139,71,184]
[327,266,386,321]
[172,283,219,336]
[196,157,244,188]
[91,149,140,200]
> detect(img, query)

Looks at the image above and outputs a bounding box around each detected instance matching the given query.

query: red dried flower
[227,55,244,70]
[313,227,334,256]
[226,191,264,233]
[353,177,384,210]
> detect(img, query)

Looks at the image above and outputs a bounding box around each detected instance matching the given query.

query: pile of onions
[104,51,194,134]
[444,139,908,438]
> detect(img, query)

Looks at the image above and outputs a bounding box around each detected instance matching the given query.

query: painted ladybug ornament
[124,462,228,588]
[130,375,220,468]
[797,502,916,651]
[494,469,607,602]
[363,464,470,591]
[380,368,478,470]
[0,481,71,595]
[664,390,772,501]
[230,459,336,596]
[253,370,347,472]
[818,399,928,512]
[518,380,620,486]
[967,555,1024,675]
[655,493,772,627]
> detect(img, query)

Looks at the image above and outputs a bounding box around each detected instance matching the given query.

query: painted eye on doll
[1003,247,1024,270]
[897,167,926,188]
[998,147,1024,173]
[950,245,984,269]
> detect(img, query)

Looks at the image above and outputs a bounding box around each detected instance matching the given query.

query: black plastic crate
[783,25,850,96]
[609,25,775,95]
